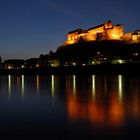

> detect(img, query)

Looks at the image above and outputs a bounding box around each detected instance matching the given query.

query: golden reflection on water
[118,75,123,100]
[51,75,55,97]
[8,75,25,99]
[36,75,40,95]
[73,75,76,96]
[5,75,140,127]
[92,75,96,99]
[67,75,140,127]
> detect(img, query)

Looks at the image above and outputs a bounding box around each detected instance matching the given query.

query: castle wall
[122,33,132,40]
[67,32,79,41]
[105,25,124,40]
[138,34,140,40]
[132,34,138,41]
[132,34,140,42]
[96,32,106,40]
[65,20,140,45]
[66,32,79,44]
[84,34,97,41]
[88,26,104,35]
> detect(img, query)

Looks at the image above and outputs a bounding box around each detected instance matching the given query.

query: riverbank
[0,64,140,75]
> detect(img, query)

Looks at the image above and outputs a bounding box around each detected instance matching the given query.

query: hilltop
[55,40,140,66]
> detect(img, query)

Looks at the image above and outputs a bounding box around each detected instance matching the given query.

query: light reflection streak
[21,75,24,98]
[17,77,20,89]
[73,75,76,95]
[118,75,123,100]
[8,75,11,99]
[36,75,40,95]
[51,75,55,97]
[92,75,96,99]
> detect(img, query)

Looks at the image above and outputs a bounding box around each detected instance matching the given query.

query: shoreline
[0,64,140,75]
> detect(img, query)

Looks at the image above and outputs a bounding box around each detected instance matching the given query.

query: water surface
[0,75,140,139]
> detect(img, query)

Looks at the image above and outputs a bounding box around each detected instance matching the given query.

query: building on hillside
[65,20,124,45]
[122,30,140,41]
[65,20,140,45]
[3,59,25,69]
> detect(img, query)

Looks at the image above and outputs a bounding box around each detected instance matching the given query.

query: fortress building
[65,20,140,45]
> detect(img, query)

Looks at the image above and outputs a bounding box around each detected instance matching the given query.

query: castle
[65,20,140,45]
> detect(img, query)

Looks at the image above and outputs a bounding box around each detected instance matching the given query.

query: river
[0,75,140,139]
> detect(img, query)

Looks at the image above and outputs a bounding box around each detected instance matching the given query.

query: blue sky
[0,0,140,60]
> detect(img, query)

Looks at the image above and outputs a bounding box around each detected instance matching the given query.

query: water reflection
[73,75,76,95]
[8,75,11,99]
[7,75,25,100]
[36,75,40,95]
[51,75,55,97]
[21,75,24,98]
[118,75,123,100]
[67,75,140,127]
[2,75,140,128]
[92,75,96,99]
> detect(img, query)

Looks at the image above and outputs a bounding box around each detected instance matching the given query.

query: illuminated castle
[65,20,140,45]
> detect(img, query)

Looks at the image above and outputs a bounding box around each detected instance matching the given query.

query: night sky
[0,0,140,60]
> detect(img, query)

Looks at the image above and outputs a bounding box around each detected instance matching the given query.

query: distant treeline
[1,40,140,69]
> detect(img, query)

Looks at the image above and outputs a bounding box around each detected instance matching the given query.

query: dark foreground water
[0,75,140,139]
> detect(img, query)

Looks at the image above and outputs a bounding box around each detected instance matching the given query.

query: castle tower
[104,20,113,29]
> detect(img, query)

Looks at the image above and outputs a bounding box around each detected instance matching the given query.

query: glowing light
[36,64,40,68]
[118,75,123,100]
[21,75,24,99]
[8,75,11,99]
[66,40,76,45]
[132,35,138,41]
[36,75,40,95]
[118,60,123,64]
[65,21,125,45]
[51,75,55,97]
[8,65,11,69]
[82,64,86,66]
[115,59,125,64]
[73,75,76,95]
[73,63,76,66]
[111,33,120,39]
[21,65,24,68]
[92,75,96,99]
[133,53,139,56]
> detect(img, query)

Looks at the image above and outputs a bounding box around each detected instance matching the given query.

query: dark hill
[55,40,140,65]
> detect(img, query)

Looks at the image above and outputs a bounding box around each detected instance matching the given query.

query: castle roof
[88,23,104,31]
[68,29,82,34]
[135,30,140,33]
